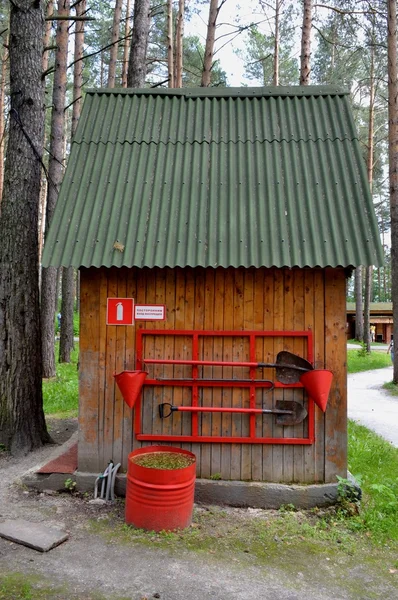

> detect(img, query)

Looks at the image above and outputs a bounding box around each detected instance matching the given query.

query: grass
[42,343,79,417]
[347,347,392,373]
[0,573,130,600]
[347,420,398,542]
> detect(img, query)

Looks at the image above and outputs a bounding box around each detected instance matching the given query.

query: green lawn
[347,420,398,542]
[42,344,79,417]
[347,348,392,373]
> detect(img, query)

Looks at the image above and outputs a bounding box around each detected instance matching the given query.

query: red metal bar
[140,329,312,338]
[142,358,306,368]
[249,334,256,439]
[145,378,300,389]
[136,434,313,445]
[192,333,199,436]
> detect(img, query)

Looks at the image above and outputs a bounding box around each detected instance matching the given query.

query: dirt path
[1,418,397,600]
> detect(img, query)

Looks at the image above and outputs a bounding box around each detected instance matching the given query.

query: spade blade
[275,351,313,384]
[275,400,307,426]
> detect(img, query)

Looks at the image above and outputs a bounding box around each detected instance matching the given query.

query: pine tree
[0,0,50,454]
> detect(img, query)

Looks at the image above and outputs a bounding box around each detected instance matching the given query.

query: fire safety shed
[42,86,383,507]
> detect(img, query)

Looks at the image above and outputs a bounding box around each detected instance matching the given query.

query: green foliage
[237,18,299,85]
[64,478,77,493]
[347,348,391,373]
[336,475,361,504]
[42,343,79,417]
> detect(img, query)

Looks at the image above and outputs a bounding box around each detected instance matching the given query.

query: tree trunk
[0,33,8,204]
[364,39,376,354]
[38,0,53,268]
[354,268,364,341]
[41,0,70,378]
[71,0,85,137]
[127,0,151,88]
[175,0,184,88]
[273,0,280,86]
[0,0,51,455]
[300,0,312,85]
[201,0,218,87]
[388,0,398,382]
[167,0,174,87]
[122,0,132,87]
[108,0,123,87]
[59,0,85,364]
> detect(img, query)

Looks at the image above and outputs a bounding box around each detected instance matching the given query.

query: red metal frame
[135,330,315,445]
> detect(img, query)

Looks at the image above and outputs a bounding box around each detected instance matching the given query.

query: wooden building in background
[346,302,393,343]
[42,87,383,487]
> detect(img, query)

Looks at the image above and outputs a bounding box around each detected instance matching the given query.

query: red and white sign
[134,304,166,321]
[107,298,134,325]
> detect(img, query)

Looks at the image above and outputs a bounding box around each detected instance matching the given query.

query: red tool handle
[144,358,268,368]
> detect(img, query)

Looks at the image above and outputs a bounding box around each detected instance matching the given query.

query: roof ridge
[84,86,350,99]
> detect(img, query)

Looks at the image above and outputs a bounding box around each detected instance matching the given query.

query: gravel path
[348,367,398,446]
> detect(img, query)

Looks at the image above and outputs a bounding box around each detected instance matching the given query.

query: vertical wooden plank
[103,267,118,467]
[231,268,244,480]
[272,269,284,482]
[292,269,305,483]
[281,269,294,483]
[200,268,215,478]
[181,268,195,443]
[112,267,128,466]
[252,268,265,481]
[324,268,347,482]
[313,269,326,482]
[132,269,149,451]
[221,268,233,479]
[155,269,171,438]
[98,268,109,470]
[241,268,254,481]
[210,267,225,477]
[78,268,101,472]
[192,267,205,475]
[261,268,275,481]
[122,268,137,469]
[173,268,187,440]
[303,269,316,483]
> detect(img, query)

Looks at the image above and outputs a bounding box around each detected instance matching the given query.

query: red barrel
[126,446,196,532]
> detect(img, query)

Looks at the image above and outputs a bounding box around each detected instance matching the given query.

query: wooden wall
[78,266,347,483]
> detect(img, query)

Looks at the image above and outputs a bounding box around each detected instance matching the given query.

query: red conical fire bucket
[300,369,333,412]
[114,370,148,409]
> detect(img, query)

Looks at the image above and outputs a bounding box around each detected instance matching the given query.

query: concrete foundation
[20,470,339,509]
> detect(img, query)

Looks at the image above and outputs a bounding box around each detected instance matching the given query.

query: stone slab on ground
[0,519,69,552]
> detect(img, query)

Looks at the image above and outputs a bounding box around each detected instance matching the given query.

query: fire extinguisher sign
[106,298,134,325]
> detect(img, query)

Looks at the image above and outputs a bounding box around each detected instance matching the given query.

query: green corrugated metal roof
[42,87,384,269]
